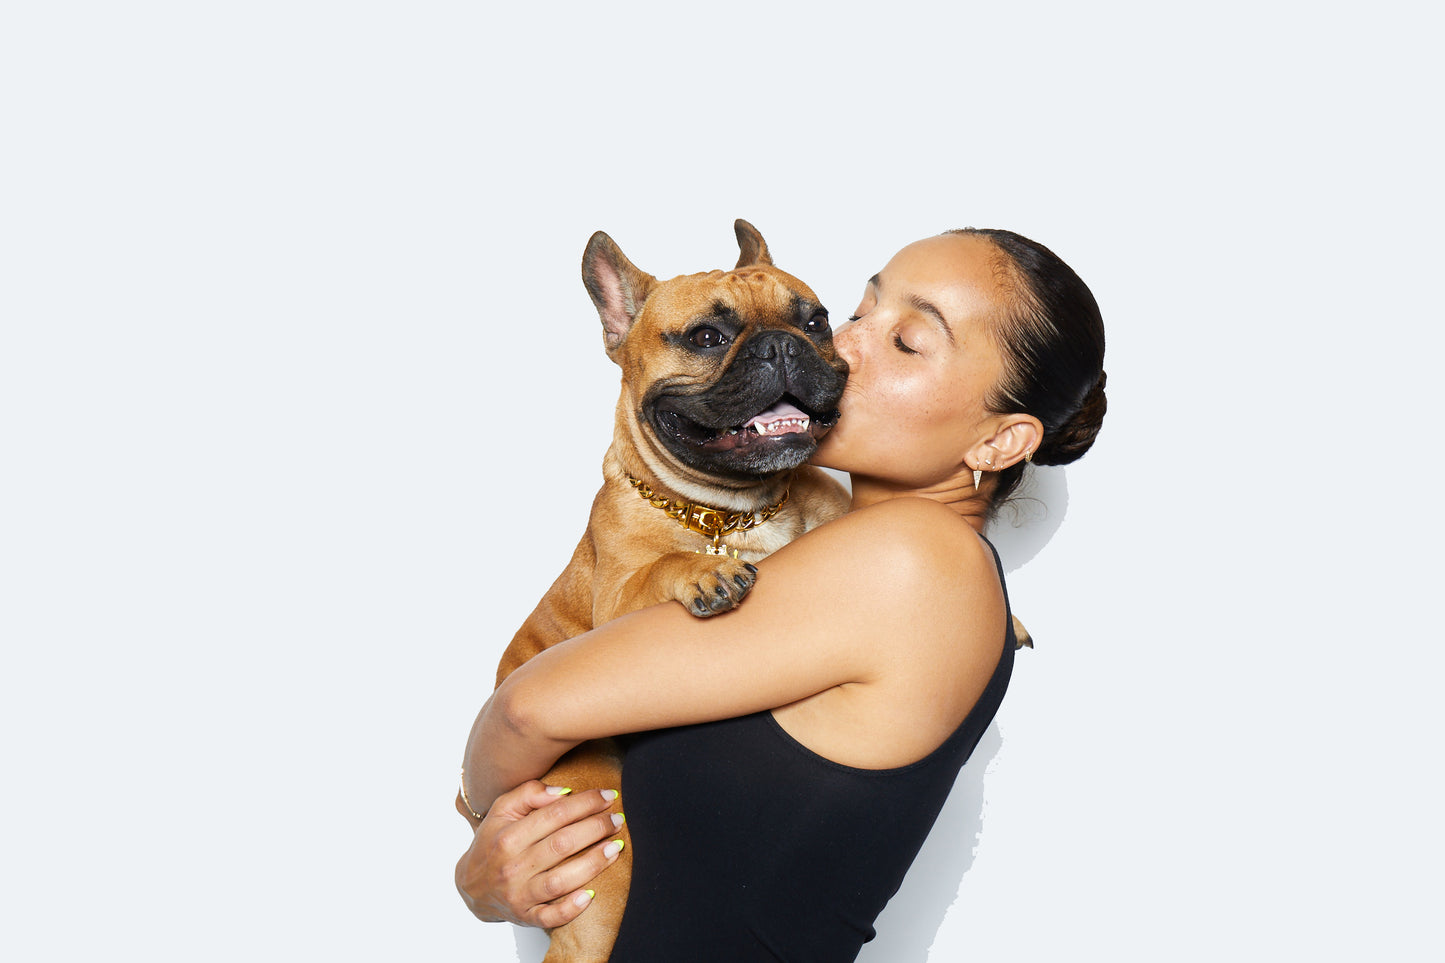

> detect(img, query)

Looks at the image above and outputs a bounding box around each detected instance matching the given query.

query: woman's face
[811,233,1010,488]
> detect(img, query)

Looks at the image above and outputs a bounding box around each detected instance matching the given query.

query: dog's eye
[804,312,830,335]
[689,326,729,349]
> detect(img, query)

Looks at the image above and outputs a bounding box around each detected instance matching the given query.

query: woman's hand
[455,780,625,927]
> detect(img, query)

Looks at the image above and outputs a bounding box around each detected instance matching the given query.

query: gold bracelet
[459,768,485,821]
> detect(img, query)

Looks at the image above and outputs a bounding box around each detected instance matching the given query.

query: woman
[457,227,1106,959]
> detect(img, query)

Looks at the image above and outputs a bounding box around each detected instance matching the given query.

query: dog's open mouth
[654,396,838,452]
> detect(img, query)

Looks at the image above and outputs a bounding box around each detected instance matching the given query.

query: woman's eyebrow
[906,294,957,345]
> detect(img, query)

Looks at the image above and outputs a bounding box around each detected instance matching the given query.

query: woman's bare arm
[462,497,1006,810]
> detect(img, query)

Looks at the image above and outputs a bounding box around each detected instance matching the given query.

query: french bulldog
[469,220,850,961]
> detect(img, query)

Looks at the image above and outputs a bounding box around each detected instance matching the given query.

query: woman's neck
[847,475,991,533]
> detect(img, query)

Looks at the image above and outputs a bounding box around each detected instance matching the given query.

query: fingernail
[611,812,625,828]
[600,789,618,802]
[545,786,573,796]
[574,889,595,907]
[604,839,625,858]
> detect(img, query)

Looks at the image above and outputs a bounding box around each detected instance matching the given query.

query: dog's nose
[746,330,802,361]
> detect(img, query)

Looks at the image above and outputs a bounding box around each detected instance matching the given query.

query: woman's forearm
[462,686,582,815]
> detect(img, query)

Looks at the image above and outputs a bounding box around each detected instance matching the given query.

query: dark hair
[946,228,1107,507]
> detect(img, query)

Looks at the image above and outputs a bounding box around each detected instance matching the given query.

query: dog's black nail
[692,599,708,615]
[744,563,758,574]
[715,584,729,598]
[733,575,749,592]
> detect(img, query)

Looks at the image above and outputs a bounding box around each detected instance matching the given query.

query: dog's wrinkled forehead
[640,266,823,333]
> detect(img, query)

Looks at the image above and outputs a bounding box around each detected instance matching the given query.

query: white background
[4,2,1441,960]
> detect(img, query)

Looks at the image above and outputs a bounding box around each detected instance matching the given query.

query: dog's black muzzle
[646,330,847,480]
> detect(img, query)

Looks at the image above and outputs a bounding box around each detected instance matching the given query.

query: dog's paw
[676,556,758,618]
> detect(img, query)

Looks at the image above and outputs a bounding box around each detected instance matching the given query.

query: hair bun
[1034,370,1106,466]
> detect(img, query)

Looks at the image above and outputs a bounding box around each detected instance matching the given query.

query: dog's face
[584,221,847,483]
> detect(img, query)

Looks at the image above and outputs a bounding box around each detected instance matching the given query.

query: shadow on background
[515,920,548,961]
[986,464,1068,575]
[856,723,1004,962]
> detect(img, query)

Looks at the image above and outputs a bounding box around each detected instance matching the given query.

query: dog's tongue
[745,401,811,437]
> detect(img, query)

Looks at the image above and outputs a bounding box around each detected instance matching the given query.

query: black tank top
[608,540,1016,962]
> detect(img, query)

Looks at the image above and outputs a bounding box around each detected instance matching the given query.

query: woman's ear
[970,415,1043,471]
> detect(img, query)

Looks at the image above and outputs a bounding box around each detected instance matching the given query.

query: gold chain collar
[626,474,788,555]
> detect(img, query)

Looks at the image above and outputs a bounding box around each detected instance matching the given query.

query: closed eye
[893,333,918,355]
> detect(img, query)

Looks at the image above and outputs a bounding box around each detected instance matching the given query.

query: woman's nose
[834,324,862,365]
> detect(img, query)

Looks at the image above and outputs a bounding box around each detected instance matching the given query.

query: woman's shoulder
[769,497,1008,762]
[784,496,1002,614]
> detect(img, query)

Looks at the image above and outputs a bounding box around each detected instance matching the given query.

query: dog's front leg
[538,742,629,963]
[598,551,758,623]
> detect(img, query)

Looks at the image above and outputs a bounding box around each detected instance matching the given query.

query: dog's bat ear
[734,219,773,267]
[582,231,657,358]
